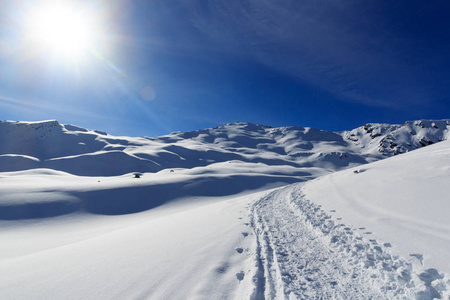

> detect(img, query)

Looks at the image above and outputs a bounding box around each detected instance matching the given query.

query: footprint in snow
[418,268,443,284]
[236,271,245,281]
[416,268,445,299]
[410,253,424,265]
[215,263,230,274]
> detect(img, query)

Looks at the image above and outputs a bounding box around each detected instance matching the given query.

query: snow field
[0,187,275,299]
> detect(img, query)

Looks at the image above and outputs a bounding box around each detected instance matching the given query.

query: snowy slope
[302,138,450,275]
[245,140,450,299]
[251,186,437,299]
[1,119,450,299]
[345,119,450,157]
[0,177,269,299]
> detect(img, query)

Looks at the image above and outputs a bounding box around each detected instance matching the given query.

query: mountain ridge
[1,119,449,177]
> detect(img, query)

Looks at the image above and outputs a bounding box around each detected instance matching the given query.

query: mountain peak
[220,122,273,131]
[1,119,61,128]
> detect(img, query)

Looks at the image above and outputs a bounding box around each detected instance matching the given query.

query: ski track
[250,184,450,300]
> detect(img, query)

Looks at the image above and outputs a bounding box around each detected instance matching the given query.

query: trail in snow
[250,184,450,299]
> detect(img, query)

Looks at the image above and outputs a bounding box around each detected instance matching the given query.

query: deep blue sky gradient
[1,0,450,136]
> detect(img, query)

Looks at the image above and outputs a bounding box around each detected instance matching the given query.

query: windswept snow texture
[1,119,450,299]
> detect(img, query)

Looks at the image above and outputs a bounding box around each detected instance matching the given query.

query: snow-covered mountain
[346,119,450,156]
[1,119,449,177]
[1,119,450,299]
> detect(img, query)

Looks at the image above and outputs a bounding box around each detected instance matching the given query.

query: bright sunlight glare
[27,3,96,61]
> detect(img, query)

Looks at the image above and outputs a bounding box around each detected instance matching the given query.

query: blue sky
[1,0,450,137]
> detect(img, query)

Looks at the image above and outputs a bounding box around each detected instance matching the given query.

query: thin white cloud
[179,0,435,108]
[0,94,114,121]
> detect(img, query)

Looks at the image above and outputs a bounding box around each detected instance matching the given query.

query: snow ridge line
[250,184,450,299]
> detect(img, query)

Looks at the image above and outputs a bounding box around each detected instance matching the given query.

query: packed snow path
[250,184,450,299]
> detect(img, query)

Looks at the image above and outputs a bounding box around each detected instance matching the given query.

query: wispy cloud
[173,0,446,108]
[0,94,114,121]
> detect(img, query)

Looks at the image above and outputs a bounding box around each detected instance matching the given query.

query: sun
[26,3,97,61]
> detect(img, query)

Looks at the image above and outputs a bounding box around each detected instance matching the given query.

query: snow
[0,165,283,299]
[253,186,428,298]
[1,119,450,299]
[2,119,449,177]
[0,190,263,299]
[302,139,450,276]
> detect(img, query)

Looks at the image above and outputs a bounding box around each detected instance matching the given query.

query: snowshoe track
[250,184,450,299]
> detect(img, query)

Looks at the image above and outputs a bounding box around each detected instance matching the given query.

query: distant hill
[0,119,449,176]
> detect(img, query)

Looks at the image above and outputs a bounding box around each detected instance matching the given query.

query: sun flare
[27,3,96,60]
